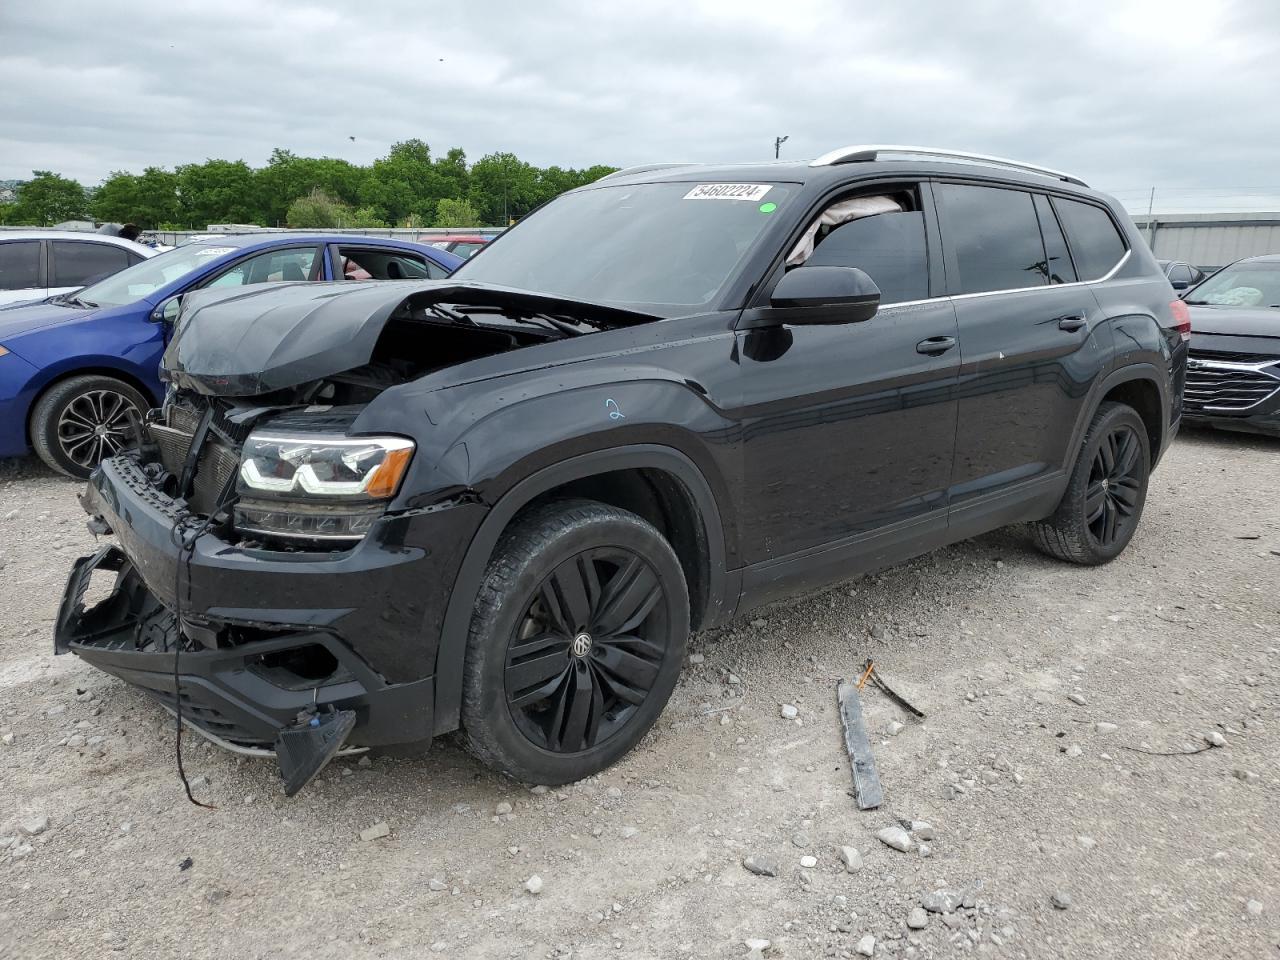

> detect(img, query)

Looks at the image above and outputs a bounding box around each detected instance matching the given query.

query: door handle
[916,335,957,355]
[1057,315,1088,332]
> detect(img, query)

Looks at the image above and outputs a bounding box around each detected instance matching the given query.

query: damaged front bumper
[56,453,485,756]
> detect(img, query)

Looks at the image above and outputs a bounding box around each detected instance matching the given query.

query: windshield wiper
[426,303,475,326]
[514,313,590,337]
[451,302,590,337]
[65,295,99,309]
[1182,299,1210,305]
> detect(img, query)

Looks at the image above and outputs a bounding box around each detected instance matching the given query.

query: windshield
[76,242,240,308]
[1186,262,1280,308]
[454,181,794,315]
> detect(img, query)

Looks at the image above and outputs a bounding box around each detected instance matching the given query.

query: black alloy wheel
[1084,424,1143,547]
[461,499,689,784]
[1032,401,1151,565]
[505,548,668,754]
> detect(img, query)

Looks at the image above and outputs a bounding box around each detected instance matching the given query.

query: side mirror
[770,266,881,324]
[152,297,181,324]
[1170,278,1190,291]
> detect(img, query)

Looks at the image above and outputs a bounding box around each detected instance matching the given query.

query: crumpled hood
[0,299,94,340]
[1187,304,1280,339]
[162,279,657,396]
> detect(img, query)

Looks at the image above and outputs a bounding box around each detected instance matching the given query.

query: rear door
[935,182,1113,527]
[331,245,450,281]
[49,240,138,296]
[737,181,960,574]
[0,240,46,305]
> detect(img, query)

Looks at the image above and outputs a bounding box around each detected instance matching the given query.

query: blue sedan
[0,234,461,476]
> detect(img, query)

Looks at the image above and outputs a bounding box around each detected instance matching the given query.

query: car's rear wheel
[1032,401,1150,565]
[30,374,148,479]
[461,499,689,784]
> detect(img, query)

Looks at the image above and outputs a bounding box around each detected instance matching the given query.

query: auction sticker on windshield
[683,183,772,201]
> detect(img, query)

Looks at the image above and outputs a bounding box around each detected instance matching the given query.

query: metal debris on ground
[858,659,926,719]
[837,680,883,810]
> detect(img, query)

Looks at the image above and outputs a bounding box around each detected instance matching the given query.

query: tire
[30,374,149,479]
[1032,401,1151,565]
[461,499,690,784]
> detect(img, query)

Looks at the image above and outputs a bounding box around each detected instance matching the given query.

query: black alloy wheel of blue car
[461,499,689,784]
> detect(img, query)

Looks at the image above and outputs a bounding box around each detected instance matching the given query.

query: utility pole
[1146,186,1156,243]
[774,135,789,159]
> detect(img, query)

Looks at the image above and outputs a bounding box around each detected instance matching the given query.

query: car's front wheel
[30,374,148,479]
[461,499,689,784]
[1032,401,1151,565]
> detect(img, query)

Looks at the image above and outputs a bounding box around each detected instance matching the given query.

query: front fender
[429,442,737,736]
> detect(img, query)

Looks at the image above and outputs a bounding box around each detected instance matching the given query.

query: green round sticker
[759,201,777,214]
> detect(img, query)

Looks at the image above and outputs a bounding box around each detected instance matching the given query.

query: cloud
[2,0,1278,212]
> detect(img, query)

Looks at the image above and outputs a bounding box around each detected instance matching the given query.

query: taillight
[1169,299,1191,342]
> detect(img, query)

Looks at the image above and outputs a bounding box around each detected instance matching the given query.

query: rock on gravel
[799,855,817,868]
[779,703,799,720]
[19,815,50,836]
[1067,692,1088,705]
[907,906,929,929]
[743,855,779,877]
[1052,891,1072,910]
[1205,731,1227,747]
[1245,899,1263,918]
[524,875,543,895]
[922,889,962,914]
[876,825,913,853]
[840,846,863,872]
[856,933,875,956]
[910,820,935,840]
[359,822,390,842]
[744,937,771,957]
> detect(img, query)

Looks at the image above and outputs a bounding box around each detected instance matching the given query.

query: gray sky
[2,0,1279,213]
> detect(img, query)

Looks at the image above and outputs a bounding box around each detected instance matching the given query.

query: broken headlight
[233,432,414,544]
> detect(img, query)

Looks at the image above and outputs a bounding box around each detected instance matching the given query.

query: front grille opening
[248,644,347,691]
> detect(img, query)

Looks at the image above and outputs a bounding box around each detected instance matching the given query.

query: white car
[0,231,155,306]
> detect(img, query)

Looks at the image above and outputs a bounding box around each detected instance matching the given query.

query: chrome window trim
[873,249,1132,311]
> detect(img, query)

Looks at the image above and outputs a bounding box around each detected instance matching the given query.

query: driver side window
[205,247,320,288]
[803,210,930,305]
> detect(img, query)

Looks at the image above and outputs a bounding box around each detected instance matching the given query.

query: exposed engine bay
[120,280,657,552]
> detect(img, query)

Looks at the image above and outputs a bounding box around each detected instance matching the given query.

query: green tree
[468,152,540,225]
[0,202,15,225]
[285,188,346,228]
[92,167,181,228]
[285,189,386,228]
[434,198,480,228]
[177,159,259,227]
[7,171,88,225]
[360,139,459,226]
[255,149,367,226]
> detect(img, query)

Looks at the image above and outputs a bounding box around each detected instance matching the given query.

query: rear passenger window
[0,241,41,290]
[1032,195,1077,284]
[1051,198,1128,281]
[51,241,132,287]
[804,211,929,304]
[935,184,1047,294]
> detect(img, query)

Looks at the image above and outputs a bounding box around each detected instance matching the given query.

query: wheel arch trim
[432,443,734,735]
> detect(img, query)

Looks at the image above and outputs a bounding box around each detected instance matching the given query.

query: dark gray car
[1182,254,1280,436]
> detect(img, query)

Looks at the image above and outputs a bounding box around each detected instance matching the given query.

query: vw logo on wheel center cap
[571,633,594,658]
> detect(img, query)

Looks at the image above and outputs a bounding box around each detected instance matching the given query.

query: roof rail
[598,162,693,181]
[809,144,1088,187]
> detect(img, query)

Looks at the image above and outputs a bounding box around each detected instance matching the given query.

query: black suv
[56,146,1188,791]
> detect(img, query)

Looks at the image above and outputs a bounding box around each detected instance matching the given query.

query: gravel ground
[1,427,1277,960]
